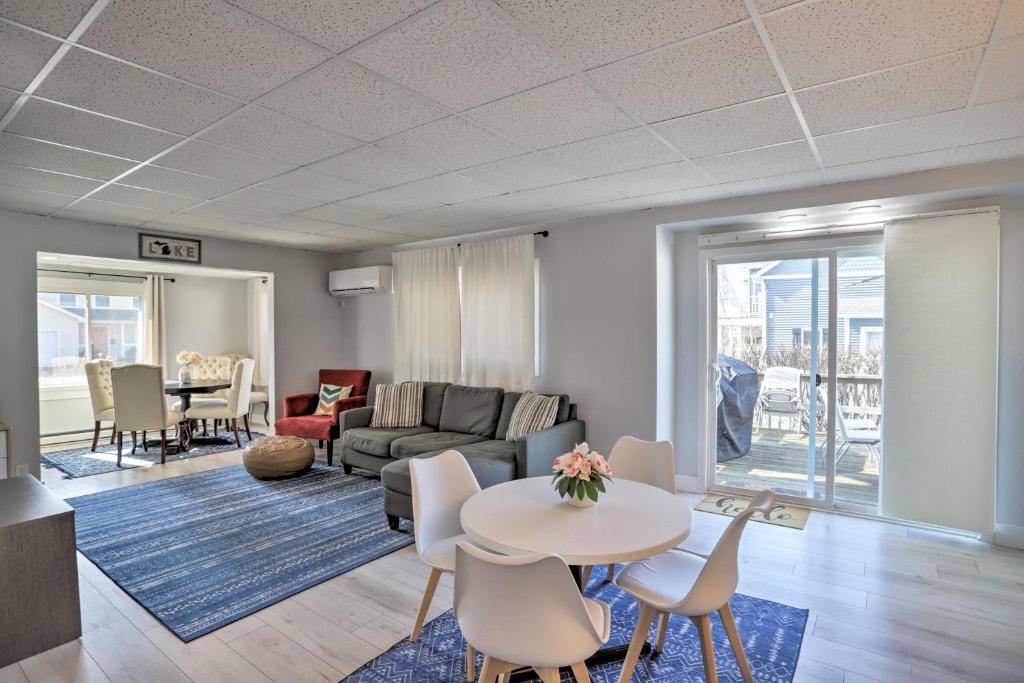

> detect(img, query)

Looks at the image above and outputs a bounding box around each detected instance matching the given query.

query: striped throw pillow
[505,392,559,441]
[313,383,353,416]
[370,382,424,428]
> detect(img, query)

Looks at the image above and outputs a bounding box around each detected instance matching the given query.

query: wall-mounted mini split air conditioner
[328,265,393,296]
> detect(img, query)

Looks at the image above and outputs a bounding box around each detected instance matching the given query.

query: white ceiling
[0,0,1022,253]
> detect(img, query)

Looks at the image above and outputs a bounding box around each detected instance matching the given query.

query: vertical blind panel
[881,212,998,533]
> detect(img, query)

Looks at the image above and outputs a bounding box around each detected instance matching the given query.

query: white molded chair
[455,542,610,683]
[110,364,182,466]
[84,359,116,451]
[614,489,777,683]
[185,359,254,447]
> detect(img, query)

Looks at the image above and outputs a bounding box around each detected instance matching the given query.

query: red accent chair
[275,369,371,466]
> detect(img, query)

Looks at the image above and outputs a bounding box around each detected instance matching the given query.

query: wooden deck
[717,428,879,509]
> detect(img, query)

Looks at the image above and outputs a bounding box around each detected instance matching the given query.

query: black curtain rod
[457,230,548,247]
[37,268,176,283]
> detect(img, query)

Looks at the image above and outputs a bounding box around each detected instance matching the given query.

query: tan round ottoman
[243,435,315,479]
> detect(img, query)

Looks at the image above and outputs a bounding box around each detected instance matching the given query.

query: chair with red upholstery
[275,369,371,466]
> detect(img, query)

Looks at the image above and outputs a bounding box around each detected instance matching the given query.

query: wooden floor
[8,439,1024,683]
[717,429,879,509]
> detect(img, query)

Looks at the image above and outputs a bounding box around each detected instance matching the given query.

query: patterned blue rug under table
[42,430,264,479]
[342,564,807,682]
[68,463,413,641]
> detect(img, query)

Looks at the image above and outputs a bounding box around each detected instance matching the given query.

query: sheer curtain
[143,274,166,371]
[393,245,461,383]
[461,234,535,391]
[247,278,273,388]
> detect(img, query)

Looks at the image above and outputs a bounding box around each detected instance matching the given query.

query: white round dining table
[460,476,693,567]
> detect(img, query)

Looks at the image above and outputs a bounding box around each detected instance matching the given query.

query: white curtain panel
[880,211,999,534]
[143,274,166,371]
[247,278,272,387]
[393,245,462,383]
[461,234,535,391]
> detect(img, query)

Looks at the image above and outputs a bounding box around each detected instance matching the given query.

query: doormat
[697,494,810,529]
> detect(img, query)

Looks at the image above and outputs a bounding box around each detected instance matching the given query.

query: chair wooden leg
[263,401,269,425]
[654,611,670,653]
[318,440,324,448]
[131,431,138,455]
[465,644,475,682]
[231,418,241,447]
[326,439,334,466]
[691,614,718,683]
[91,421,100,452]
[116,432,123,467]
[213,419,218,436]
[579,565,593,587]
[203,419,208,436]
[411,567,442,641]
[478,656,512,683]
[606,562,616,582]
[159,429,168,465]
[617,602,657,683]
[534,668,560,683]
[570,662,592,683]
[142,430,148,451]
[243,414,252,440]
[109,422,116,444]
[719,603,753,683]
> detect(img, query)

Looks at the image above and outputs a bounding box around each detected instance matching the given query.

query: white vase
[178,364,192,383]
[565,494,597,509]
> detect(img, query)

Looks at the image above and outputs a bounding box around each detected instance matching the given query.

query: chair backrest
[608,435,676,494]
[220,352,250,369]
[225,359,255,417]
[409,450,480,560]
[679,489,776,614]
[320,369,371,398]
[111,364,168,432]
[192,355,232,380]
[84,359,115,418]
[454,542,606,668]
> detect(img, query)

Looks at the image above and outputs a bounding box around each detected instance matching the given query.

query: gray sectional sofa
[338,382,585,529]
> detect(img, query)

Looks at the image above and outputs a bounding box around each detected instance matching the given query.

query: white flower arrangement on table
[175,351,202,383]
[552,442,613,507]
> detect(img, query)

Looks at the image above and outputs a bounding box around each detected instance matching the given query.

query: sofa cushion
[438,385,504,437]
[382,440,516,496]
[389,431,487,459]
[343,425,435,457]
[275,415,335,440]
[496,392,571,439]
[371,382,423,428]
[422,382,450,428]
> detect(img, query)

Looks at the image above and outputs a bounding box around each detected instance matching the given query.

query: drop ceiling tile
[178,201,278,225]
[588,24,783,123]
[377,117,526,172]
[119,165,244,200]
[155,212,250,233]
[141,222,228,238]
[309,144,441,187]
[223,0,436,52]
[218,187,324,214]
[494,0,748,69]
[826,150,947,182]
[8,98,183,159]
[0,183,76,215]
[388,173,503,206]
[961,97,1024,145]
[816,110,964,167]
[513,178,624,208]
[0,22,60,91]
[348,0,569,111]
[0,0,95,36]
[405,204,504,226]
[653,95,804,159]
[259,58,448,141]
[596,161,710,195]
[797,49,982,135]
[296,202,389,224]
[457,193,556,218]
[693,141,819,183]
[91,184,199,212]
[80,0,333,100]
[458,152,584,192]
[363,215,435,234]
[216,223,290,241]
[976,35,1024,104]
[715,168,827,197]
[1004,0,1024,38]
[764,0,999,89]
[55,198,173,226]
[199,106,361,166]
[34,47,240,135]
[337,186,444,215]
[949,136,1024,165]
[0,133,137,180]
[0,160,103,195]
[464,77,635,149]
[156,141,294,185]
[316,225,411,244]
[258,214,337,233]
[256,168,376,202]
[756,0,801,11]
[0,87,17,114]
[542,128,677,177]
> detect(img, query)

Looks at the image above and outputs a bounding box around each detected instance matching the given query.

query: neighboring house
[36,300,84,370]
[36,292,143,365]
[758,256,884,356]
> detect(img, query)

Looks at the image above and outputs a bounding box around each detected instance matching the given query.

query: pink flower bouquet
[552,442,613,506]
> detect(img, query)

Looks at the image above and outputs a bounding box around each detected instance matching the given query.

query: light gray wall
[996,190,1024,534]
[164,274,249,371]
[0,209,343,478]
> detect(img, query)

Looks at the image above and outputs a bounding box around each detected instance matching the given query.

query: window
[860,326,883,351]
[93,295,111,308]
[748,276,762,314]
[793,327,828,347]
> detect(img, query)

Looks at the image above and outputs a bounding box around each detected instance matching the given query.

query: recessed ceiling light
[849,204,881,214]
[778,212,807,222]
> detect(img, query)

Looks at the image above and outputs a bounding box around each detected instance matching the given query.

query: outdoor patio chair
[755,366,802,431]
[837,404,881,466]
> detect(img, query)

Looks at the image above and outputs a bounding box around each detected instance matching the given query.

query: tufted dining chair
[84,360,116,452]
[185,359,255,448]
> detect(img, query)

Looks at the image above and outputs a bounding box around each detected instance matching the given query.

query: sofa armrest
[282,392,317,417]
[331,395,367,423]
[339,406,374,433]
[515,419,586,479]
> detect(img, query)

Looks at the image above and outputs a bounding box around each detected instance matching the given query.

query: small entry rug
[42,430,264,479]
[342,564,807,682]
[697,494,810,530]
[68,463,413,641]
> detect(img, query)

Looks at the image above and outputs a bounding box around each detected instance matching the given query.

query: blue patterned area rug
[68,463,413,641]
[42,430,264,478]
[343,564,807,682]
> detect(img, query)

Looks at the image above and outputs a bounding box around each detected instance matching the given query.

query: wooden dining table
[163,379,231,452]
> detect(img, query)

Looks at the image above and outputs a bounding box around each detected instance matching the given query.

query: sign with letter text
[138,233,202,264]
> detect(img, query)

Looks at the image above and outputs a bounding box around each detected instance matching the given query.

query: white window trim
[859,326,884,350]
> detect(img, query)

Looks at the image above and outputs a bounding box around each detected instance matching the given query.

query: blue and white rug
[343,564,807,682]
[68,463,413,641]
[42,431,264,479]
